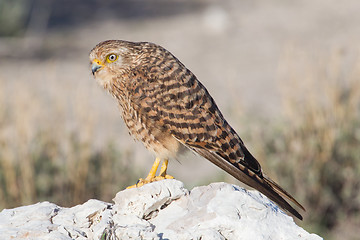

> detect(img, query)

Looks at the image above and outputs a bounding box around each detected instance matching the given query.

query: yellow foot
[126,158,174,189]
[154,175,174,181]
[126,174,174,189]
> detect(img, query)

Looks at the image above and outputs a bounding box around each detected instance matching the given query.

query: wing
[127,52,305,220]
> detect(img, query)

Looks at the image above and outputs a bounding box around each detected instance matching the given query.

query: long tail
[263,174,305,211]
[192,147,305,220]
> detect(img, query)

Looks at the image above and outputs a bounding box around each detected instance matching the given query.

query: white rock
[0,180,322,240]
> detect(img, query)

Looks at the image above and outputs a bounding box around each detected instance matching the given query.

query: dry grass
[240,45,360,239]
[0,70,139,208]
[279,45,360,230]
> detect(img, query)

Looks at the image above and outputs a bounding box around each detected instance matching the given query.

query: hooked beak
[91,59,104,75]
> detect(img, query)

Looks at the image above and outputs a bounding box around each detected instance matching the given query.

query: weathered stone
[0,180,322,240]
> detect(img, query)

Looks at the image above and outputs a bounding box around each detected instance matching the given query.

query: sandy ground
[1,0,360,186]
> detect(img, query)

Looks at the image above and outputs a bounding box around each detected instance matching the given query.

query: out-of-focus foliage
[243,47,360,239]
[0,77,140,208]
[0,0,30,36]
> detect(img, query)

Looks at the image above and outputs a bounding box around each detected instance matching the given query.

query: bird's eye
[106,54,118,63]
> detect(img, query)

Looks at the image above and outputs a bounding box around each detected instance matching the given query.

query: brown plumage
[89,40,305,220]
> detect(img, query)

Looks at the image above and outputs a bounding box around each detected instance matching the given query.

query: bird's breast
[117,93,182,160]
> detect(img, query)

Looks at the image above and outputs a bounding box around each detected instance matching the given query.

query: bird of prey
[89,40,305,220]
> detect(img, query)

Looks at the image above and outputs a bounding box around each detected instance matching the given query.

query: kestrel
[89,40,305,220]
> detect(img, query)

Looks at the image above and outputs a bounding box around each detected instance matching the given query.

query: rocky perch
[0,180,322,240]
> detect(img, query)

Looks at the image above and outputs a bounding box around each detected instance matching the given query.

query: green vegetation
[0,0,30,36]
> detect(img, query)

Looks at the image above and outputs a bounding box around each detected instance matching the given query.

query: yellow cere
[93,59,104,66]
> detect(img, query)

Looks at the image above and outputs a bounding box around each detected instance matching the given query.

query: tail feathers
[242,146,305,212]
[191,147,304,220]
[263,175,305,211]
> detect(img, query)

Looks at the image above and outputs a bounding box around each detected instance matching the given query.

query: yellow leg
[159,159,168,177]
[145,157,161,181]
[158,159,174,179]
[126,158,174,189]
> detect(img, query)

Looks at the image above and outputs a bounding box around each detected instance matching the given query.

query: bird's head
[89,40,143,89]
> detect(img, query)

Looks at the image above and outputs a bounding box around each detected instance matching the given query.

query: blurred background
[0,0,360,239]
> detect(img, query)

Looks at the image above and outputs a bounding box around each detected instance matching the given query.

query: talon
[126,184,137,189]
[125,158,175,189]
[153,176,165,181]
[164,174,174,179]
